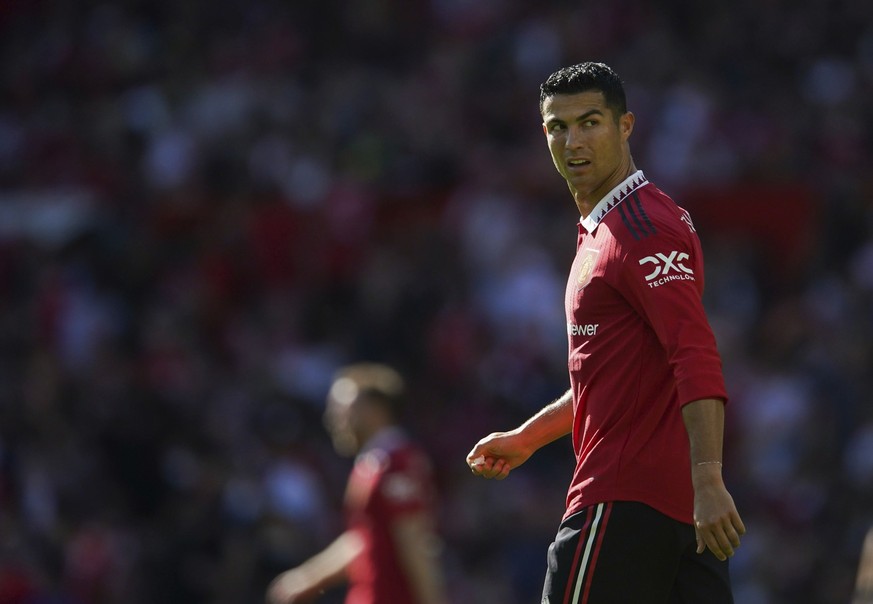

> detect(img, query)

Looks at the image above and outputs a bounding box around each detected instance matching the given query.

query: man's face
[541,91,634,207]
[323,378,363,456]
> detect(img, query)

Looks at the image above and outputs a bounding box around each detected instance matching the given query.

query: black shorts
[541,501,733,604]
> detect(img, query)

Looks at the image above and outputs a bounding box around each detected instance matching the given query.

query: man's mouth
[567,158,591,168]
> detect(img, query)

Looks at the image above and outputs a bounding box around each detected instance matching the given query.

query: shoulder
[607,183,697,248]
[377,441,434,508]
[371,433,432,477]
[390,442,433,479]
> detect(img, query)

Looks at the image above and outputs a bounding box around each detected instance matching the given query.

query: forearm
[267,531,363,603]
[296,530,362,590]
[513,388,574,451]
[681,397,746,560]
[681,397,726,485]
[392,515,447,604]
[468,389,574,479]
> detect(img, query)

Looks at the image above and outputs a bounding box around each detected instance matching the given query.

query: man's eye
[583,119,598,127]
[549,123,566,133]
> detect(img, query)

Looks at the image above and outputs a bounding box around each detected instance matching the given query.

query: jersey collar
[579,170,648,233]
[358,426,406,457]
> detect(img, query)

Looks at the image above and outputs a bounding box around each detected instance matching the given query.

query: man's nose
[565,125,585,148]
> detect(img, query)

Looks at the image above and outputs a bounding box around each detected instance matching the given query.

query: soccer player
[267,363,446,604]
[467,62,746,603]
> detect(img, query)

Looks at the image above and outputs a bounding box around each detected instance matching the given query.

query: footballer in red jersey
[563,169,727,526]
[268,364,446,604]
[343,428,439,604]
[468,62,745,604]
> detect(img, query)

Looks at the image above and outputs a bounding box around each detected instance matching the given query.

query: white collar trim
[359,426,405,456]
[579,170,648,233]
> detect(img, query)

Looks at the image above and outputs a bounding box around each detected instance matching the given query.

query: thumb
[468,437,502,462]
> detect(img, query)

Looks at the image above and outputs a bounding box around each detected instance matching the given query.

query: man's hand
[692,465,746,561]
[266,531,361,604]
[466,430,533,480]
[265,569,317,604]
[467,391,573,480]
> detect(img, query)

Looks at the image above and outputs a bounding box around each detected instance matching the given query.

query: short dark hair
[539,62,628,119]
[333,363,405,418]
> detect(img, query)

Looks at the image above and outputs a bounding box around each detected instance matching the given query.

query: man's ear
[620,112,635,139]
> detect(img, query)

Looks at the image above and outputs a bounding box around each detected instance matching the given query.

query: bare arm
[391,513,447,604]
[682,398,746,561]
[265,531,363,604]
[467,389,573,480]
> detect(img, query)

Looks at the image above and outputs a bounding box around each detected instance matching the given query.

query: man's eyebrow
[576,109,605,121]
[544,108,605,126]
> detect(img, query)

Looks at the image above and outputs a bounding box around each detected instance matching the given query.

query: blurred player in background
[467,62,745,603]
[267,363,446,604]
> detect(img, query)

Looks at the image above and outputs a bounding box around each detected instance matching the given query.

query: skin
[467,89,745,562]
[541,91,636,218]
[682,398,746,559]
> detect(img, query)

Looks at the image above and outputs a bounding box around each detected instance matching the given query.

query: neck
[574,159,637,218]
[358,420,393,448]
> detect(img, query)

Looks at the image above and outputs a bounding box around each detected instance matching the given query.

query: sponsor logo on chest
[568,322,599,336]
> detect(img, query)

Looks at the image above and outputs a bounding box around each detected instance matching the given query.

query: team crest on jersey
[575,248,600,290]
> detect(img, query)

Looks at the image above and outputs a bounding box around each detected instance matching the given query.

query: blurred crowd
[0,0,871,602]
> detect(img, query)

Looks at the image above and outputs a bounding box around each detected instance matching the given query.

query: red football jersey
[563,171,727,525]
[344,428,436,604]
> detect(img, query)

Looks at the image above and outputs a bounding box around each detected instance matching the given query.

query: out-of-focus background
[0,0,871,602]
